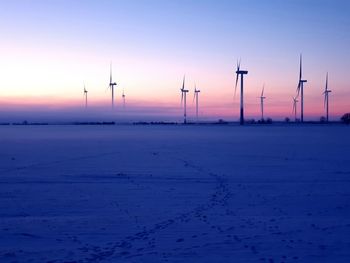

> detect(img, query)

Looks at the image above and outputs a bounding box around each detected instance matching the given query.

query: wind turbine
[83,84,88,108]
[292,97,298,122]
[259,85,266,121]
[296,54,307,122]
[323,72,331,122]
[193,84,200,121]
[122,88,126,108]
[235,60,248,125]
[108,62,117,108]
[180,75,189,124]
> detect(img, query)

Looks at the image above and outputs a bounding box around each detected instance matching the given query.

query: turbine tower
[296,54,307,122]
[180,76,189,124]
[235,60,248,125]
[292,97,298,122]
[122,89,126,108]
[259,85,266,121]
[108,62,117,108]
[193,84,200,121]
[83,84,88,108]
[323,72,332,122]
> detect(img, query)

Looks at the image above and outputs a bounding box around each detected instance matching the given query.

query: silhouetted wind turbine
[122,88,126,108]
[259,85,266,121]
[193,84,200,121]
[292,96,298,122]
[235,60,248,125]
[323,72,331,122]
[108,62,117,108]
[296,54,307,122]
[180,75,189,124]
[83,84,88,108]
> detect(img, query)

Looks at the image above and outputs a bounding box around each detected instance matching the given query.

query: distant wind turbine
[83,84,88,108]
[292,96,298,122]
[235,59,248,125]
[259,85,266,121]
[180,75,189,124]
[323,72,332,122]
[122,88,126,108]
[193,84,200,121]
[108,62,117,108]
[296,54,307,122]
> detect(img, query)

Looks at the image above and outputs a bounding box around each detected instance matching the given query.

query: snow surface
[0,124,349,263]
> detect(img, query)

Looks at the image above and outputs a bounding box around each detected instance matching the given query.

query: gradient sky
[0,0,349,122]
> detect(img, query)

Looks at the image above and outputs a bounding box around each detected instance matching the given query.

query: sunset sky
[0,0,349,121]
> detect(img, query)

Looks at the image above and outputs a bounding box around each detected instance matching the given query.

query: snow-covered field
[0,124,349,263]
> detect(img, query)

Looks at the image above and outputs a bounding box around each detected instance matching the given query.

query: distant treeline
[0,115,349,126]
[0,121,115,126]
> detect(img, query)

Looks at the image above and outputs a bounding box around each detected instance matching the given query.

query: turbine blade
[234,59,242,98]
[193,85,196,103]
[234,60,239,96]
[110,62,112,84]
[296,82,300,96]
[261,85,264,97]
[292,96,297,113]
[235,72,239,88]
[234,74,239,98]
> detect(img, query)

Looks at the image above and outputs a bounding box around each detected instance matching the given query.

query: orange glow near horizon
[1,85,348,121]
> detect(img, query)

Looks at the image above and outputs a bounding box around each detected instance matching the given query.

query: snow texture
[0,125,349,262]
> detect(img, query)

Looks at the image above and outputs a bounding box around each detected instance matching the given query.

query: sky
[0,0,349,122]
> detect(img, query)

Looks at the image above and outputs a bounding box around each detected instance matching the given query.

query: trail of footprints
[43,154,338,263]
[69,158,233,262]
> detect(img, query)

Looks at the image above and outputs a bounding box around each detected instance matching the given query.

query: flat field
[0,124,349,262]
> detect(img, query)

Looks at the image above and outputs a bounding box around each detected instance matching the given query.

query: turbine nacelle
[236,70,248,75]
[234,60,248,96]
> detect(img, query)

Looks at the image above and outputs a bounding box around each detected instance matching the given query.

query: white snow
[0,124,349,262]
